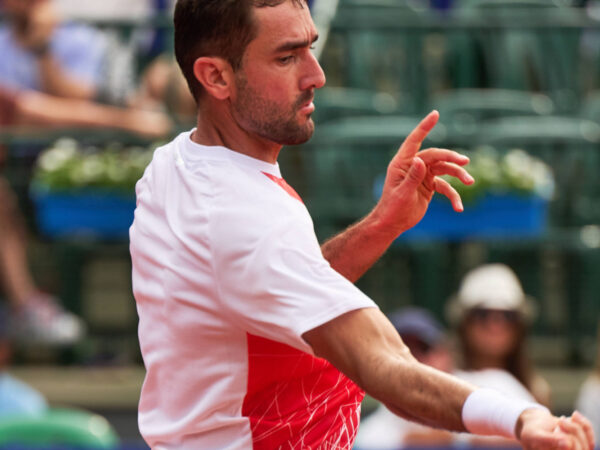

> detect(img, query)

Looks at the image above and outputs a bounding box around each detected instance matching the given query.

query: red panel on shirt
[242,333,364,449]
[262,172,303,203]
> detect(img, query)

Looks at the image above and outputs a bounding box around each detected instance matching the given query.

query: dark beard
[232,74,315,146]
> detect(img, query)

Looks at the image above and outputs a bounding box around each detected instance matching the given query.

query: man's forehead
[252,1,317,49]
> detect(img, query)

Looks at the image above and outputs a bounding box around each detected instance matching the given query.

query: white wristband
[462,388,549,439]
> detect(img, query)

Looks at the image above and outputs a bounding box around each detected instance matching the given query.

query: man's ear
[193,57,234,100]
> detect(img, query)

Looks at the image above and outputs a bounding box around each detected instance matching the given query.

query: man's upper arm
[303,307,473,432]
[211,185,377,354]
[302,307,414,389]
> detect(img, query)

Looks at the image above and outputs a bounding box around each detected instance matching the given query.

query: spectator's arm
[11,89,172,138]
[36,52,97,100]
[22,0,98,99]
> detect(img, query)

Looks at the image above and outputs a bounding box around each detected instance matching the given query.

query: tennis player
[129,1,595,448]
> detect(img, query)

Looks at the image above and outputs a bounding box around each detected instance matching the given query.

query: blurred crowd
[355,264,600,449]
[0,0,194,343]
[0,0,194,425]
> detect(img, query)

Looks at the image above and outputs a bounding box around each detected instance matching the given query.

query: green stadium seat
[313,87,399,124]
[0,408,120,448]
[580,91,600,121]
[450,0,583,112]
[432,89,555,146]
[322,1,430,114]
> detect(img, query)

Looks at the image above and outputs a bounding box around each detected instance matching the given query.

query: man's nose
[300,51,326,91]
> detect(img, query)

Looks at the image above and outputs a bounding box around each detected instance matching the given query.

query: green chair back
[450,0,582,112]
[322,1,430,114]
[313,87,399,124]
[0,408,119,448]
[432,88,554,146]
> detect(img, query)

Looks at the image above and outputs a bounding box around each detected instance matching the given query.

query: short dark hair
[174,0,306,102]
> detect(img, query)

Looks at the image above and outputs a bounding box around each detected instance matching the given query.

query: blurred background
[1,0,600,448]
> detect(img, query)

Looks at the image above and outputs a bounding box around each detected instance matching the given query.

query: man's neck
[191,108,282,164]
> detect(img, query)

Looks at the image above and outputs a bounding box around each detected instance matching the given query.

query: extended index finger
[397,110,440,159]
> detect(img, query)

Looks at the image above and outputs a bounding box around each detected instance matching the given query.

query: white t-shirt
[130,131,377,449]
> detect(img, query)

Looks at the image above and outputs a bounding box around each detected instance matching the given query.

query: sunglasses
[468,308,520,324]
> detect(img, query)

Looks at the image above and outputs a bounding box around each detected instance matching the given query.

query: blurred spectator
[0,177,84,344]
[0,87,173,137]
[446,263,551,407]
[0,305,47,417]
[354,308,455,449]
[0,0,97,345]
[52,0,173,100]
[0,0,105,100]
[0,0,173,134]
[0,0,178,346]
[575,323,600,440]
[128,54,196,124]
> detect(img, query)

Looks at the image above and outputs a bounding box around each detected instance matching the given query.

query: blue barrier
[400,193,549,241]
[31,189,135,240]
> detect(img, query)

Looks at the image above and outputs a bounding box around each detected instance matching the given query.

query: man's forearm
[320,210,399,283]
[305,308,473,431]
[363,355,473,432]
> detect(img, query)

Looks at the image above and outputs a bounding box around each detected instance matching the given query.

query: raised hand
[372,110,474,236]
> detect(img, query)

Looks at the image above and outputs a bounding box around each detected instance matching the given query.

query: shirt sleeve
[211,197,378,355]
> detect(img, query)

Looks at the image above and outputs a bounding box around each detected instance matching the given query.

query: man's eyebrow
[274,34,319,53]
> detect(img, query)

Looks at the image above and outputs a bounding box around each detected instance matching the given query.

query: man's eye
[278,55,294,64]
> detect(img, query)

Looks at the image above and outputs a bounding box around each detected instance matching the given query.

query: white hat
[446,263,537,325]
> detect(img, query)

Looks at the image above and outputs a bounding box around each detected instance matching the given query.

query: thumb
[400,157,427,191]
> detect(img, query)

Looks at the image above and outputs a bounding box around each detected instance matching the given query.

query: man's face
[230,1,326,146]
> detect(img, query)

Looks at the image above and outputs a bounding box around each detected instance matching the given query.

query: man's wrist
[366,205,406,241]
[462,388,549,440]
[515,406,551,440]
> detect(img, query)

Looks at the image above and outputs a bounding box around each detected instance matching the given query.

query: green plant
[33,138,155,193]
[444,146,555,204]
